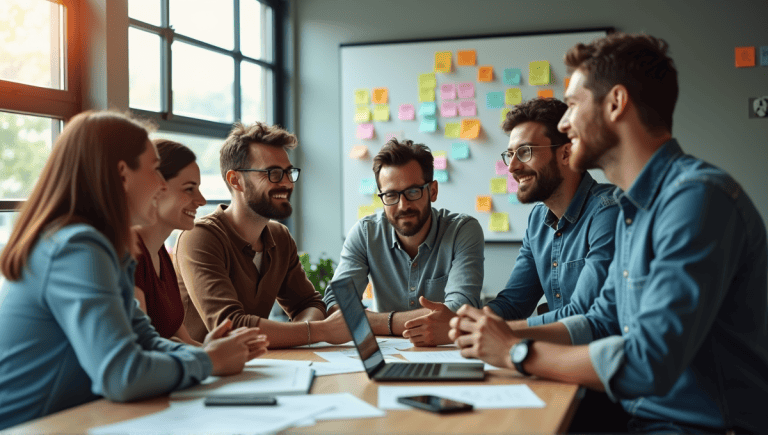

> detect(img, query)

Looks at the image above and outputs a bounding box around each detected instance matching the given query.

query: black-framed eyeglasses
[235,167,301,183]
[377,183,431,206]
[501,144,566,165]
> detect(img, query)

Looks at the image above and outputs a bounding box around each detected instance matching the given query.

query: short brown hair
[564,32,678,132]
[154,139,196,181]
[219,122,297,192]
[372,139,433,189]
[502,98,569,146]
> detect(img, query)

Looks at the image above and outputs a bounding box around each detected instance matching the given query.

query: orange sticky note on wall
[538,89,554,99]
[457,50,476,66]
[372,88,388,104]
[735,47,756,67]
[460,119,481,139]
[435,51,452,73]
[476,195,492,212]
[564,77,571,90]
[478,66,494,82]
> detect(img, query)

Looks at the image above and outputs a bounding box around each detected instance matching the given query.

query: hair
[219,122,297,192]
[564,32,678,132]
[372,139,434,188]
[502,98,569,146]
[1,111,152,281]
[153,139,196,181]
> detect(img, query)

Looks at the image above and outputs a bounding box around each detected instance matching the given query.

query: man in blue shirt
[450,33,768,433]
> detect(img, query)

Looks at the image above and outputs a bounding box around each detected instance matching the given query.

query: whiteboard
[340,29,610,241]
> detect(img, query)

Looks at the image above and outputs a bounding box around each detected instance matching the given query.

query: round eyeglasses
[501,144,566,165]
[235,167,301,183]
[377,183,431,206]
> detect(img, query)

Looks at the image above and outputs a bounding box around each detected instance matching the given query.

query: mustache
[513,171,535,182]
[394,210,419,219]
[269,188,292,196]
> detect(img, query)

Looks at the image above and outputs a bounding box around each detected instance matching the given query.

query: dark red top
[134,235,185,339]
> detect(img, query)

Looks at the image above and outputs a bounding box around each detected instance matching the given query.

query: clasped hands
[203,319,269,376]
[449,305,520,370]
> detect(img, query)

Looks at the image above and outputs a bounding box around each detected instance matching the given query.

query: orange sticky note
[564,77,571,90]
[460,119,481,139]
[735,47,756,67]
[476,195,492,213]
[457,50,476,66]
[435,51,452,73]
[349,145,369,160]
[538,89,554,99]
[372,88,388,104]
[478,66,494,82]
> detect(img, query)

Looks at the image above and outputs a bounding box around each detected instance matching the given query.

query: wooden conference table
[6,344,581,434]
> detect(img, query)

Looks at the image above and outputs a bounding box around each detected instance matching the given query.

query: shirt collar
[618,139,682,211]
[214,204,276,258]
[389,207,438,251]
[543,172,596,229]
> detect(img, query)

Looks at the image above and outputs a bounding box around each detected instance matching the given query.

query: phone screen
[204,395,278,407]
[397,395,473,413]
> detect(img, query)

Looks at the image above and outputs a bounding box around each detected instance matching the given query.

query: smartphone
[397,395,473,414]
[204,394,278,407]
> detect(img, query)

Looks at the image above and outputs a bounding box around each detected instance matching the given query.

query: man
[175,122,338,347]
[322,139,484,346]
[451,33,768,433]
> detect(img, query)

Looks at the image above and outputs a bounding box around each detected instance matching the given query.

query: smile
[517,175,534,184]
[272,193,289,199]
[183,210,196,217]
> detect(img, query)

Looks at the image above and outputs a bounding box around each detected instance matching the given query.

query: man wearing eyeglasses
[321,139,484,346]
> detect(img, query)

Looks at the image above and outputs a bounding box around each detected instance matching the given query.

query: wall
[294,0,768,296]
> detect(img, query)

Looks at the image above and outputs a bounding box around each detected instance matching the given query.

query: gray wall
[292,0,768,297]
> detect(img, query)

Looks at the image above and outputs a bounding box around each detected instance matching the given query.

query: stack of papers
[170,364,314,399]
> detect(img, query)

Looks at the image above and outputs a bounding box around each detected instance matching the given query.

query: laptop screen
[333,277,385,373]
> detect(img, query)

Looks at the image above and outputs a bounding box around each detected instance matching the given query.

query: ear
[118,160,129,188]
[605,84,629,123]
[428,180,438,202]
[226,170,244,192]
[558,143,572,167]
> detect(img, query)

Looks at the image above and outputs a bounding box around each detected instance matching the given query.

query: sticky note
[355,106,371,123]
[564,77,571,90]
[507,173,519,193]
[372,88,388,104]
[444,122,461,138]
[735,47,756,67]
[384,131,404,141]
[486,92,505,109]
[359,178,377,195]
[358,205,376,219]
[356,123,374,139]
[398,104,415,120]
[478,66,494,82]
[489,212,510,232]
[349,145,368,160]
[419,117,437,133]
[505,88,522,105]
[508,194,520,204]
[476,195,492,212]
[490,177,507,194]
[432,150,447,157]
[435,51,452,73]
[434,170,449,183]
[372,194,384,209]
[457,82,474,99]
[457,50,476,66]
[529,60,550,85]
[537,89,554,99]
[440,83,457,100]
[500,108,510,126]
[419,86,436,102]
[458,100,476,117]
[460,119,481,139]
[451,142,470,160]
[761,46,768,66]
[503,68,522,85]
[440,101,458,118]
[418,72,437,88]
[354,89,370,105]
[419,102,437,117]
[434,156,448,170]
[373,104,390,121]
[495,160,508,175]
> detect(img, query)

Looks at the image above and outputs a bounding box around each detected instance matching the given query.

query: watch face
[512,342,528,362]
[754,97,768,117]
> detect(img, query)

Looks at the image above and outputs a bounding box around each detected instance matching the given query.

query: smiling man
[322,139,484,346]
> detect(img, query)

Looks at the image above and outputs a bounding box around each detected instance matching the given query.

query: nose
[196,190,207,207]
[508,154,523,173]
[278,172,294,189]
[557,111,570,133]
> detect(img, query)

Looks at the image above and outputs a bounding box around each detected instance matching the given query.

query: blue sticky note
[359,178,377,195]
[419,117,437,133]
[508,194,519,204]
[761,46,768,66]
[503,68,522,85]
[486,92,505,109]
[434,170,449,183]
[451,142,470,160]
[419,102,437,117]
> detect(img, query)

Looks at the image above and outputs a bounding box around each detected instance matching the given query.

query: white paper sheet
[377,385,546,410]
[245,358,313,367]
[284,393,385,424]
[170,366,314,399]
[310,361,366,376]
[398,350,501,371]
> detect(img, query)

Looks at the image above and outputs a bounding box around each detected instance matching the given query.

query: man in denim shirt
[450,33,768,433]
[323,139,484,346]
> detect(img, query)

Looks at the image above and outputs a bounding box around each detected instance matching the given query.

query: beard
[570,105,620,172]
[244,178,293,220]
[516,153,564,204]
[387,202,431,237]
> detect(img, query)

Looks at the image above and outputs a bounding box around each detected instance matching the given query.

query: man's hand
[449,305,519,369]
[314,310,352,344]
[402,296,456,346]
[203,319,264,375]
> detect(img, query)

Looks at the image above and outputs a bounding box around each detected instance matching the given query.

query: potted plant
[299,253,335,296]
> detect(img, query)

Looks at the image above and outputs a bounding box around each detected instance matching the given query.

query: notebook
[170,364,315,399]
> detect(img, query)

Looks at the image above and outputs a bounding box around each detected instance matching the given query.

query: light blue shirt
[323,208,484,312]
[560,140,768,432]
[485,172,618,324]
[0,224,212,430]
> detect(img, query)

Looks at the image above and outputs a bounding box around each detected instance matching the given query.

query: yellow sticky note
[435,51,452,73]
[372,194,384,209]
[460,119,481,139]
[500,108,510,126]
[505,88,522,105]
[529,60,551,85]
[373,104,390,121]
[538,89,554,99]
[490,177,507,194]
[444,122,461,138]
[349,145,369,160]
[476,195,492,213]
[358,205,376,219]
[354,89,370,105]
[478,66,494,82]
[457,50,476,66]
[489,212,510,232]
[372,88,388,104]
[355,106,371,123]
[432,150,447,157]
[419,86,436,102]
[418,72,437,88]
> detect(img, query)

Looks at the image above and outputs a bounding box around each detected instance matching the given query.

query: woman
[0,111,267,430]
[133,139,206,344]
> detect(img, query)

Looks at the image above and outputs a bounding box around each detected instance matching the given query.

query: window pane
[172,42,234,122]
[170,0,233,50]
[241,61,273,124]
[0,112,57,200]
[149,131,230,201]
[240,0,273,62]
[128,0,162,26]
[129,27,162,112]
[0,0,65,89]
[0,212,21,254]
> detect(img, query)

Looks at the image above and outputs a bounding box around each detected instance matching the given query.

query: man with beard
[450,33,768,433]
[175,122,338,347]
[322,139,484,346]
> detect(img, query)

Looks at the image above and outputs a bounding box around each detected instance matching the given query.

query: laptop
[333,277,485,381]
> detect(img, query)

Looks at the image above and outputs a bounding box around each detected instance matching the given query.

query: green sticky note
[529,60,550,85]
[432,150,447,157]
[419,72,437,88]
[489,212,510,232]
[358,205,376,219]
[444,122,461,138]
[373,104,390,122]
[354,89,370,105]
[505,88,522,105]
[419,86,436,102]
[490,177,507,194]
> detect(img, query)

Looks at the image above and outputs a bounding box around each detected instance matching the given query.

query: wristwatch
[510,339,533,376]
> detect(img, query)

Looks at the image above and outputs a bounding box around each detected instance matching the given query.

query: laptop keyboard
[383,363,442,378]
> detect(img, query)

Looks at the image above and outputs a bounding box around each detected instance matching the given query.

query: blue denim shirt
[323,208,484,312]
[486,172,618,324]
[561,140,768,432]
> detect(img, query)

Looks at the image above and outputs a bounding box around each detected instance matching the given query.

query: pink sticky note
[507,173,519,193]
[457,82,475,99]
[356,123,374,140]
[495,160,508,175]
[398,104,415,120]
[434,156,447,170]
[440,101,458,117]
[458,100,476,117]
[440,83,457,100]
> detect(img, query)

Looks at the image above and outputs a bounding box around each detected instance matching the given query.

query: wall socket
[748,96,768,119]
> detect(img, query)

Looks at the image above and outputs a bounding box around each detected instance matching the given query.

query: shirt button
[623,325,629,333]
[410,286,415,291]
[552,262,558,267]
[623,270,629,278]
[555,232,562,237]
[555,293,560,298]
[412,262,418,268]
[410,301,415,306]
[625,218,632,225]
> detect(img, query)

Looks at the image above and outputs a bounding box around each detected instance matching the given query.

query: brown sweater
[174,205,326,342]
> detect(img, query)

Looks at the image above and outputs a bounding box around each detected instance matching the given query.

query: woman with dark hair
[0,111,264,430]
